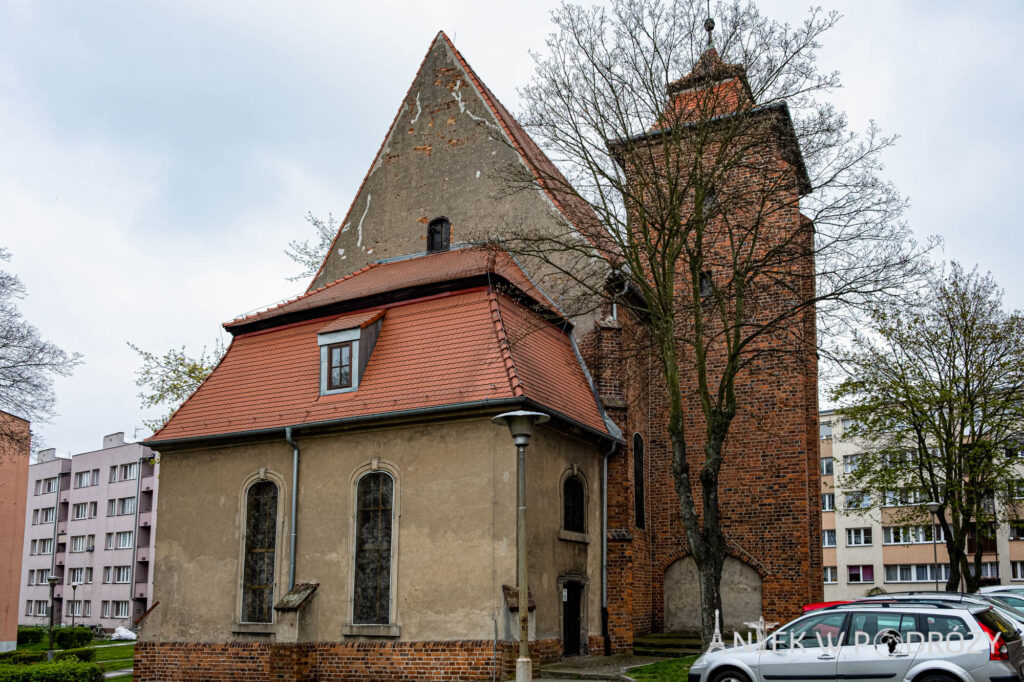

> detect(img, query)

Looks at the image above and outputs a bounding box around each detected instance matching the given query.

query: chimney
[103,432,126,449]
[36,448,57,463]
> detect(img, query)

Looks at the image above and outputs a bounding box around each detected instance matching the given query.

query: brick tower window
[427,217,450,253]
[633,433,646,529]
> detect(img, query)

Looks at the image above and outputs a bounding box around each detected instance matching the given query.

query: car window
[774,612,847,649]
[997,595,1024,608]
[847,612,916,645]
[976,609,1021,642]
[924,615,973,640]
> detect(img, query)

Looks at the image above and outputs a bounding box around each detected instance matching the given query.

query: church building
[136,30,820,681]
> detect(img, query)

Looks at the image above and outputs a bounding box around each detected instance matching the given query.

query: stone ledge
[559,529,591,544]
[341,624,401,638]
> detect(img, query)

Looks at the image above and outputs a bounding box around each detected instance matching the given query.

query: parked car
[984,592,1024,612]
[857,592,1024,630]
[688,603,1023,682]
[981,586,1024,596]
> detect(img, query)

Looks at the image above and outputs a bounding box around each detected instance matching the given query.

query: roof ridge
[304,33,445,293]
[226,262,381,328]
[487,290,524,397]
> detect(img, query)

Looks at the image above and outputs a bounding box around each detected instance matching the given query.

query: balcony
[136,547,150,562]
[55,555,65,566]
[134,582,148,599]
[137,511,152,528]
[59,490,69,504]
[141,476,155,492]
[57,522,67,535]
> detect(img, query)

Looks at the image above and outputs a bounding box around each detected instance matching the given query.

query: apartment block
[19,432,157,631]
[821,410,1020,600]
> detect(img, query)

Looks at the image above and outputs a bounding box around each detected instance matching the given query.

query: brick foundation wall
[135,638,565,682]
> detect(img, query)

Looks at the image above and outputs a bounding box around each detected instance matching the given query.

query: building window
[426,217,450,253]
[72,503,89,520]
[822,530,836,547]
[824,566,838,584]
[42,477,58,494]
[633,433,646,530]
[885,563,950,583]
[883,489,924,507]
[116,531,134,549]
[25,601,32,616]
[70,535,94,552]
[74,471,91,488]
[101,601,111,618]
[69,567,84,584]
[35,601,48,617]
[846,528,872,546]
[39,507,55,523]
[848,564,874,584]
[820,457,833,476]
[104,533,114,550]
[843,455,862,474]
[563,476,585,533]
[353,471,394,625]
[699,271,714,298]
[326,342,353,390]
[822,494,835,512]
[107,499,116,517]
[109,466,117,483]
[1010,522,1024,540]
[103,567,111,584]
[120,463,138,481]
[883,525,944,544]
[820,422,833,440]
[242,480,278,624]
[968,562,1000,579]
[114,566,131,584]
[38,538,53,555]
[113,601,130,619]
[845,491,870,510]
[118,497,136,515]
[1012,561,1024,581]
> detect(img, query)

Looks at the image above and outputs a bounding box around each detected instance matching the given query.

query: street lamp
[492,410,549,682]
[926,501,941,591]
[70,582,79,627]
[46,576,59,660]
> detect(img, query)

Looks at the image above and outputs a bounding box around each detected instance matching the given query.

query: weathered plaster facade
[0,411,29,652]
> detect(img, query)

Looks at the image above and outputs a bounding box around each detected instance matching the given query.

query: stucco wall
[663,556,762,633]
[143,416,603,647]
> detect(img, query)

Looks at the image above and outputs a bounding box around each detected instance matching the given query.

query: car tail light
[978,620,1009,660]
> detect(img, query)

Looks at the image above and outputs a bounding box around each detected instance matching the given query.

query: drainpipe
[285,427,299,591]
[601,439,616,655]
[129,456,146,615]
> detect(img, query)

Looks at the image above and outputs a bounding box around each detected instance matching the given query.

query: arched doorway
[663,556,761,632]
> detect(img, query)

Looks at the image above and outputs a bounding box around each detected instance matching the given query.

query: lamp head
[47,576,59,587]
[492,410,550,447]
[926,501,941,514]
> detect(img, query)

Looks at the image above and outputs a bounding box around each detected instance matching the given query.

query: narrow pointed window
[353,472,394,624]
[426,217,450,253]
[633,433,646,529]
[242,480,278,623]
[563,476,585,533]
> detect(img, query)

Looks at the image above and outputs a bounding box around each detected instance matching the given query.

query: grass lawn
[105,675,133,681]
[94,642,135,672]
[627,654,699,681]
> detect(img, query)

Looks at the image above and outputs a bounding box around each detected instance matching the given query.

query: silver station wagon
[688,603,1023,682]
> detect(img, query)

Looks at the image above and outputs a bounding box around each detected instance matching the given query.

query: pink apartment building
[19,432,157,631]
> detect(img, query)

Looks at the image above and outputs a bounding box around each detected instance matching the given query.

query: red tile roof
[149,289,609,445]
[318,309,385,334]
[226,247,555,331]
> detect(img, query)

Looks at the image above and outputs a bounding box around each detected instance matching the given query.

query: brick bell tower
[597,22,822,650]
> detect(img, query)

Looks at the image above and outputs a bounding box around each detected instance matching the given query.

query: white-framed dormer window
[317,310,383,396]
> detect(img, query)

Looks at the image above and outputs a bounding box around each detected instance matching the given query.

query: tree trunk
[697,549,726,646]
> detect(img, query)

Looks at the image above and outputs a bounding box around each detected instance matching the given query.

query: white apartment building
[821,410,1021,600]
[19,432,157,631]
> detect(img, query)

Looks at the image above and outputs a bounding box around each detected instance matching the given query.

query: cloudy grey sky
[2,1,1021,455]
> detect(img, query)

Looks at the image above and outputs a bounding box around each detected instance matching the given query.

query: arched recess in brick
[660,549,764,633]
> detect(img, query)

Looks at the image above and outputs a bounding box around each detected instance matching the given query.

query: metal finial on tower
[704,17,715,47]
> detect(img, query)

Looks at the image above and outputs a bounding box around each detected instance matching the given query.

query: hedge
[0,660,103,681]
[15,629,44,646]
[51,630,90,651]
[51,650,94,664]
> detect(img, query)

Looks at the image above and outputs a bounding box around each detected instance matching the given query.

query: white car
[688,603,1023,682]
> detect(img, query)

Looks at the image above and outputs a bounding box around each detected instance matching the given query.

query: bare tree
[128,341,225,431]
[497,0,932,645]
[834,263,1024,592]
[285,212,339,282]
[0,248,81,453]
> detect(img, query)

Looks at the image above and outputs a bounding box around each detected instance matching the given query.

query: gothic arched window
[563,475,585,533]
[242,480,278,623]
[353,471,394,624]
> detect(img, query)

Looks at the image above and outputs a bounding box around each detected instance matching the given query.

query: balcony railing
[137,511,152,528]
[136,547,150,562]
[141,476,155,492]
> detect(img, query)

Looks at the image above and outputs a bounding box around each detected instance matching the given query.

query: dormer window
[318,310,384,395]
[427,217,450,253]
[326,342,353,390]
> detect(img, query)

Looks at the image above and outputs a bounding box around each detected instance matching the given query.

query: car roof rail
[821,600,956,610]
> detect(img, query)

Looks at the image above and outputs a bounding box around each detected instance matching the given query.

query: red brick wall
[135,638,564,682]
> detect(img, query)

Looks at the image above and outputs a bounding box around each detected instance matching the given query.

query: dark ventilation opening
[427,217,451,253]
[699,271,714,298]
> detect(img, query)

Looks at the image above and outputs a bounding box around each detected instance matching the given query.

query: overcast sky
[2,0,1022,455]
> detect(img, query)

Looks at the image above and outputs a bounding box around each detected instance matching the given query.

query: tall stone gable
[309,32,572,290]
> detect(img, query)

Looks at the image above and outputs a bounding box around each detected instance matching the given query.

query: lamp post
[926,501,941,591]
[70,582,79,627]
[493,410,549,682]
[46,576,59,660]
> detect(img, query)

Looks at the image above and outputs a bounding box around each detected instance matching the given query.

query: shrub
[0,659,103,681]
[51,629,90,651]
[9,654,43,665]
[52,649,94,664]
[15,629,44,646]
